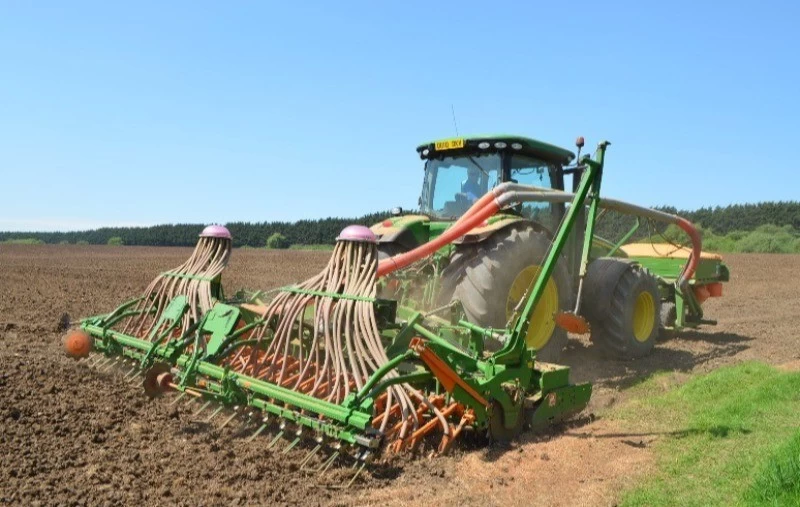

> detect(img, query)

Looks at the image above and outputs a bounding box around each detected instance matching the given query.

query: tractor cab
[416,135,575,231]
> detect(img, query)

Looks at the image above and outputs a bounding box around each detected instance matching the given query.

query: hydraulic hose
[376,197,501,277]
[378,184,703,286]
[494,189,703,286]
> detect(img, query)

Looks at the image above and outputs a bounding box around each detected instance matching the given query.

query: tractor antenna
[451,104,460,136]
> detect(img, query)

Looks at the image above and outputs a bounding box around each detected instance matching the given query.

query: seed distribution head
[336,225,377,243]
[199,224,232,240]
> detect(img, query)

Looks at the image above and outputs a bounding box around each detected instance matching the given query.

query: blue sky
[1,1,798,231]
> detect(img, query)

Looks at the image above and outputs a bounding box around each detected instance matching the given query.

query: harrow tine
[169,392,187,405]
[123,366,139,379]
[299,444,322,470]
[193,400,212,417]
[316,450,339,475]
[344,462,367,489]
[219,410,239,429]
[100,358,119,372]
[281,436,301,454]
[267,430,285,449]
[93,356,111,368]
[127,369,143,382]
[204,405,225,423]
[247,423,268,442]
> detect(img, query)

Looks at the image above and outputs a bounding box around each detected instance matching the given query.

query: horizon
[2,1,799,232]
[2,199,799,235]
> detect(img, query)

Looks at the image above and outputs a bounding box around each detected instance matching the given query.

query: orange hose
[675,217,702,287]
[377,198,501,277]
[452,189,499,227]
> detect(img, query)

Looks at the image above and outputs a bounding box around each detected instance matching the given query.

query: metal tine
[126,367,143,382]
[92,356,111,368]
[328,451,369,489]
[123,366,139,379]
[316,450,339,474]
[345,462,367,489]
[267,430,285,449]
[100,356,117,367]
[247,422,269,442]
[282,436,301,454]
[219,410,240,429]
[169,392,188,405]
[193,400,213,417]
[100,357,120,372]
[299,444,323,471]
[204,405,225,423]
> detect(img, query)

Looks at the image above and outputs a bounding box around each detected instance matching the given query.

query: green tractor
[372,135,729,361]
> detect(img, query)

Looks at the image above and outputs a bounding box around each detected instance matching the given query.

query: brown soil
[1,246,797,506]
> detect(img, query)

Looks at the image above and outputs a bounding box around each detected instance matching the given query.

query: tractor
[63,139,729,475]
[371,135,729,360]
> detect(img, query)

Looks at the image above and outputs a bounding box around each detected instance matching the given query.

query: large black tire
[439,225,571,362]
[585,262,661,359]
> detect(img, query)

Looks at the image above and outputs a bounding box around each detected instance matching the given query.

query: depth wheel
[659,302,677,340]
[487,399,525,442]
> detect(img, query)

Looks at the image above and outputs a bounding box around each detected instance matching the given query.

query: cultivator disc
[67,223,591,471]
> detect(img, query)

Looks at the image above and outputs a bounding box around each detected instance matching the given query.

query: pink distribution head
[336,225,377,244]
[199,224,232,240]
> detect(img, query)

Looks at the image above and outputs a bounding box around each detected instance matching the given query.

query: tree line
[0,212,391,247]
[2,201,799,250]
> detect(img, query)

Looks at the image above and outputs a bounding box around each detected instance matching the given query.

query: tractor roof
[416,134,575,165]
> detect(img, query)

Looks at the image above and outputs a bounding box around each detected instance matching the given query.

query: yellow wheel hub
[506,265,559,350]
[633,291,655,342]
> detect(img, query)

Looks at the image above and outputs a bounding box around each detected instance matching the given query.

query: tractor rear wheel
[440,225,570,362]
[587,263,661,358]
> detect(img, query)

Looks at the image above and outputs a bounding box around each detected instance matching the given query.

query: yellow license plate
[435,138,465,151]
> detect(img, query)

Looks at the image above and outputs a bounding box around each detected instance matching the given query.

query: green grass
[1,238,44,245]
[614,362,800,506]
[744,430,800,506]
[288,244,335,251]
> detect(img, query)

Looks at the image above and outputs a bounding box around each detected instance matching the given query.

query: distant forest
[0,212,391,247]
[2,201,800,253]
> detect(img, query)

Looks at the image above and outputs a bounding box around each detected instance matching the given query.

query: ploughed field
[1,245,798,506]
